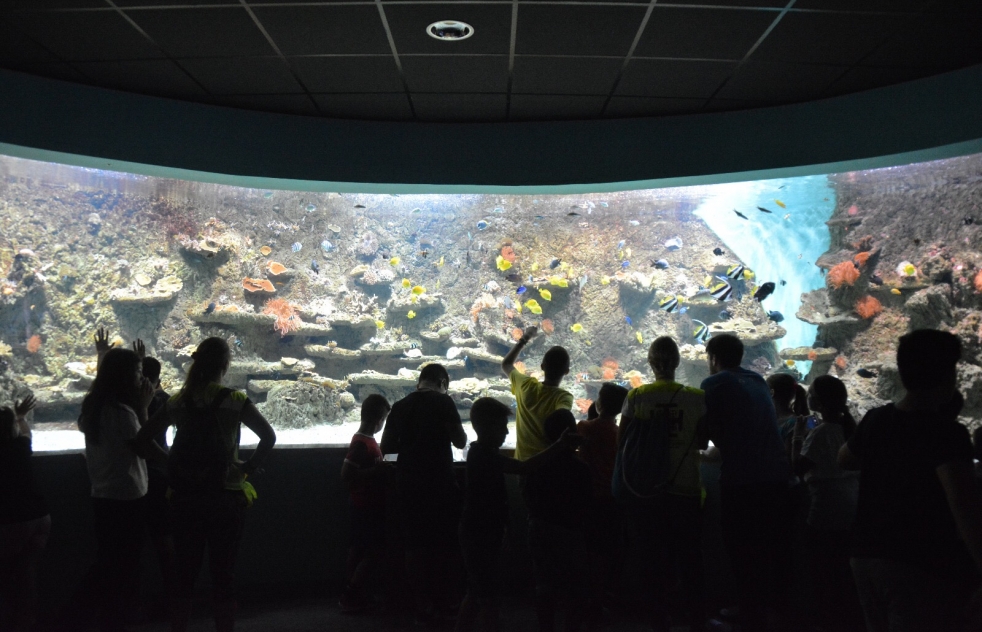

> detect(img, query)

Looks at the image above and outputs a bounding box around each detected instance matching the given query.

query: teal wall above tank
[0,65,981,193]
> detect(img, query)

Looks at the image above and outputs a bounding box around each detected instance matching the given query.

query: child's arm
[341,443,391,484]
[501,326,537,376]
[501,428,581,475]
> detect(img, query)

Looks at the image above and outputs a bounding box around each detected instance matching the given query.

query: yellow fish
[902,263,916,276]
[435,280,441,290]
[436,255,445,267]
[515,301,523,314]
[389,257,400,266]
[891,288,902,295]
[624,247,632,258]
[525,299,543,315]
[407,310,416,319]
[704,275,713,287]
[531,262,540,272]
[560,262,570,271]
[375,320,385,329]
[601,275,610,286]
[496,255,512,271]
[570,323,583,333]
[785,360,796,367]
[775,200,786,208]
[743,269,756,281]
[411,285,425,295]
[402,278,411,288]
[410,295,418,304]
[636,331,643,344]
[539,289,552,301]
[548,276,569,288]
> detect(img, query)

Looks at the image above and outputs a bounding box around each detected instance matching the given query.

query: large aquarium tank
[3,151,982,452]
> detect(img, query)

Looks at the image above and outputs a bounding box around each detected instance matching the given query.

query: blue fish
[679,306,688,315]
[291,242,302,253]
[263,191,273,199]
[305,203,316,212]
[311,259,320,274]
[476,220,489,230]
[549,258,561,269]
[767,310,784,323]
[621,261,630,269]
[204,302,216,315]
[617,240,626,250]
[652,259,669,269]
[625,316,632,326]
[234,337,243,348]
[320,240,333,252]
[719,309,732,320]
[501,297,514,309]
[516,286,527,295]
[601,202,608,208]
[464,355,476,372]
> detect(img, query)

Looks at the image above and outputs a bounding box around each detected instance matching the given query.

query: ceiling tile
[14,10,165,61]
[715,61,845,101]
[515,5,647,57]
[0,1,106,8]
[509,95,605,121]
[604,96,706,118]
[213,94,318,116]
[702,97,770,112]
[383,4,512,55]
[617,59,737,98]
[180,57,303,94]
[251,5,392,56]
[127,7,274,58]
[73,59,207,98]
[823,65,944,98]
[411,93,507,122]
[861,11,982,68]
[290,56,403,93]
[750,11,911,66]
[0,62,88,83]
[115,1,239,5]
[664,0,784,6]
[0,17,60,63]
[512,57,622,95]
[313,93,413,121]
[791,0,927,10]
[635,8,775,60]
[402,56,508,93]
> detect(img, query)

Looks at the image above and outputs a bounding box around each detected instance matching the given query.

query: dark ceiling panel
[290,56,403,93]
[861,10,982,68]
[73,59,207,97]
[214,94,318,116]
[383,4,512,55]
[1,1,106,8]
[180,57,303,94]
[251,5,392,56]
[509,95,606,121]
[402,56,508,93]
[127,7,274,58]
[14,10,165,61]
[0,18,59,63]
[702,97,769,112]
[792,0,927,10]
[617,59,737,99]
[823,65,942,98]
[115,1,239,5]
[665,0,784,6]
[411,93,507,122]
[604,96,706,118]
[313,93,413,121]
[715,61,845,101]
[512,57,622,95]
[750,11,911,66]
[0,62,88,83]
[515,5,647,57]
[635,8,775,61]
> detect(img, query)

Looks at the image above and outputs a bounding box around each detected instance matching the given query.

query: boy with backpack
[614,337,707,632]
[339,394,392,614]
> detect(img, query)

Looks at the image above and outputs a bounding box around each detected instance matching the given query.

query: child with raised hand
[456,398,580,632]
[339,394,392,614]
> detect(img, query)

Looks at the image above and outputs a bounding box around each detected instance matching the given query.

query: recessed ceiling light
[426,21,474,42]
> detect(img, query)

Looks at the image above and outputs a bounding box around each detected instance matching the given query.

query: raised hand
[14,394,36,418]
[132,339,146,360]
[522,326,538,340]
[94,327,114,354]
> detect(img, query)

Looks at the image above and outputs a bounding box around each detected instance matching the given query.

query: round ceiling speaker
[426,21,475,42]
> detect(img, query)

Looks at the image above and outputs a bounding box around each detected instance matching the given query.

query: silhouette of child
[339,394,392,614]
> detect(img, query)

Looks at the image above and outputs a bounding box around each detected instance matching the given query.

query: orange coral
[243,277,275,293]
[835,355,848,370]
[828,261,861,289]
[574,399,593,414]
[629,375,643,389]
[259,246,272,256]
[853,251,871,267]
[511,327,523,341]
[974,270,982,293]
[504,309,516,320]
[540,319,554,334]
[602,366,617,380]
[601,357,619,371]
[263,298,300,336]
[500,245,516,263]
[855,295,883,319]
[514,361,526,375]
[266,261,287,275]
[807,350,818,361]
[26,334,41,354]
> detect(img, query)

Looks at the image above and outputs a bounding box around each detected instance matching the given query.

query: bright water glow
[694,176,835,361]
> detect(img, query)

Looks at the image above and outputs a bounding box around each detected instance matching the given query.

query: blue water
[693,176,835,356]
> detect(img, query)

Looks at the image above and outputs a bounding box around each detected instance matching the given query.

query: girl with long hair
[133,337,276,632]
[79,343,155,632]
[766,372,810,462]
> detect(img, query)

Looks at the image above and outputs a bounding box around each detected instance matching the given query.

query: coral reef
[263,299,300,337]
[854,296,883,319]
[828,261,861,289]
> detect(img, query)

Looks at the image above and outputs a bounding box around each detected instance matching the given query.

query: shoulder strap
[666,386,698,485]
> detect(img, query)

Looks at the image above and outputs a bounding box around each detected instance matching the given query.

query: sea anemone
[511,327,523,341]
[853,251,871,267]
[267,261,287,275]
[500,245,516,263]
[807,350,818,361]
[855,295,883,319]
[973,270,982,293]
[26,334,41,354]
[834,355,848,370]
[575,399,593,414]
[263,298,300,336]
[629,375,643,389]
[243,277,275,293]
[602,366,617,380]
[540,319,554,334]
[601,357,619,371]
[828,261,861,289]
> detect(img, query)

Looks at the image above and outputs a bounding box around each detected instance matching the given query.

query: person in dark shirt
[839,330,982,632]
[700,334,793,631]
[381,363,467,625]
[0,395,50,632]
[524,409,592,632]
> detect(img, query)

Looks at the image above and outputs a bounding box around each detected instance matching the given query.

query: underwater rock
[466,348,505,365]
[449,336,481,348]
[257,380,345,429]
[110,275,183,305]
[357,266,395,287]
[0,341,12,357]
[339,392,357,409]
[242,278,275,293]
[222,359,313,380]
[191,310,334,337]
[303,345,361,360]
[797,289,861,326]
[134,273,153,287]
[359,342,417,358]
[779,346,839,362]
[348,264,370,278]
[450,378,489,394]
[904,284,953,331]
[348,370,418,388]
[247,379,296,395]
[703,318,786,346]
